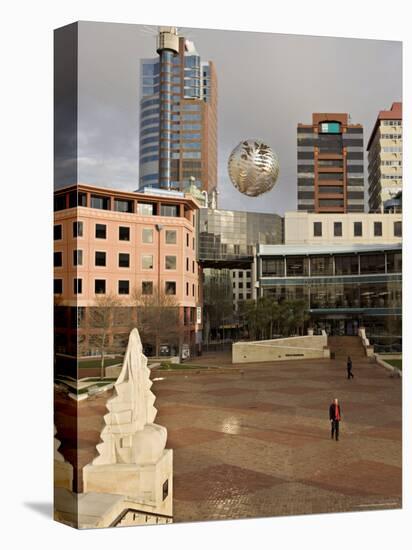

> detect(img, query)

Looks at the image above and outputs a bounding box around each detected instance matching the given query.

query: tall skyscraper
[139,27,217,196]
[367,102,402,213]
[297,113,364,213]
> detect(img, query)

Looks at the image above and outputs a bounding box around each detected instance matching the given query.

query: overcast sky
[73,21,401,215]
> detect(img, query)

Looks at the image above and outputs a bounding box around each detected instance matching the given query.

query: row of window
[54,250,197,272]
[233,281,252,289]
[54,278,183,296]
[261,251,401,277]
[233,293,252,301]
[54,222,195,247]
[313,220,402,238]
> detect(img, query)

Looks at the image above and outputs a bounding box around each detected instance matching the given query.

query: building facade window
[354,222,363,237]
[142,281,153,295]
[335,254,358,275]
[334,222,342,237]
[95,224,107,239]
[142,255,154,269]
[186,282,189,295]
[73,249,83,266]
[95,279,106,294]
[394,221,402,237]
[91,195,110,210]
[165,230,177,244]
[74,278,82,295]
[165,281,176,295]
[119,226,130,241]
[374,221,383,237]
[119,253,130,268]
[138,203,154,216]
[118,280,130,295]
[54,252,62,267]
[73,221,83,238]
[54,224,62,240]
[165,255,177,270]
[142,228,153,243]
[95,251,106,267]
[54,279,63,294]
[313,221,322,237]
[161,204,178,217]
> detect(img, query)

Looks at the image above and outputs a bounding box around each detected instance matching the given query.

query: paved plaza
[55,348,402,523]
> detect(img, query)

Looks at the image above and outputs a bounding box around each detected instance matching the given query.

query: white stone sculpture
[93,328,167,466]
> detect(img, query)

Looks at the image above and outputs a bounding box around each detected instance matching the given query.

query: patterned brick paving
[54,350,402,521]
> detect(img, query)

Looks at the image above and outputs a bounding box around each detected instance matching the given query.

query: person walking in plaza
[347,355,354,379]
[329,398,342,441]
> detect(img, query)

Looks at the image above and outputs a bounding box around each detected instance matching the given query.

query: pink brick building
[54,183,202,359]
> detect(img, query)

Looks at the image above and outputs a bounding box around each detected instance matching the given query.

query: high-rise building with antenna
[139,27,217,197]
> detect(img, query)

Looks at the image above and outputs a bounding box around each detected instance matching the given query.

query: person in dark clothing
[347,356,354,379]
[329,398,342,441]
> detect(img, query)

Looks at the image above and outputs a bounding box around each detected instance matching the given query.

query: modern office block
[367,102,402,212]
[297,113,365,213]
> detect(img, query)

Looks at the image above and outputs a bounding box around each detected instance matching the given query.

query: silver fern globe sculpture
[228,139,280,197]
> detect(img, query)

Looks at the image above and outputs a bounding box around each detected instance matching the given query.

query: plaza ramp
[232,333,329,364]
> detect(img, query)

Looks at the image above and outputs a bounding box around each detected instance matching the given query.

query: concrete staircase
[328,336,365,360]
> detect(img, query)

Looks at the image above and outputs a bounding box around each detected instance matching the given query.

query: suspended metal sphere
[228,139,280,197]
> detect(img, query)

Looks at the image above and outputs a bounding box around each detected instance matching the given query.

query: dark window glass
[334,222,342,237]
[386,252,402,273]
[192,260,195,273]
[394,221,402,237]
[186,233,189,246]
[286,256,309,277]
[54,194,66,211]
[310,255,333,276]
[186,282,189,295]
[54,225,62,240]
[118,280,130,295]
[374,222,382,237]
[335,255,358,275]
[54,252,62,267]
[114,199,133,213]
[165,256,176,269]
[95,279,106,294]
[73,221,83,238]
[192,284,195,296]
[313,222,322,237]
[165,281,176,295]
[161,204,178,217]
[186,258,189,271]
[91,195,110,210]
[238,282,243,289]
[119,226,130,241]
[95,224,107,239]
[142,281,153,295]
[359,254,386,274]
[262,258,284,277]
[95,251,106,266]
[354,222,363,237]
[73,250,83,266]
[54,279,63,294]
[74,278,82,295]
[119,253,130,268]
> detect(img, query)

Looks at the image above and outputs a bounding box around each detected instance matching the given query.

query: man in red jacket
[329,398,342,441]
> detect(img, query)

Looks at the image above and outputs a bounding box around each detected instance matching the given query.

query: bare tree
[88,292,126,379]
[131,285,183,357]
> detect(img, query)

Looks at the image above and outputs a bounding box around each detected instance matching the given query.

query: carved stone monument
[54,426,73,490]
[83,328,173,518]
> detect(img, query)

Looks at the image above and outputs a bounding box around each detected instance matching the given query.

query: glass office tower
[139,27,217,197]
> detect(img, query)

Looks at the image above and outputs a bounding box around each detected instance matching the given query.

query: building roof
[258,243,402,256]
[367,102,402,151]
[54,182,202,209]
